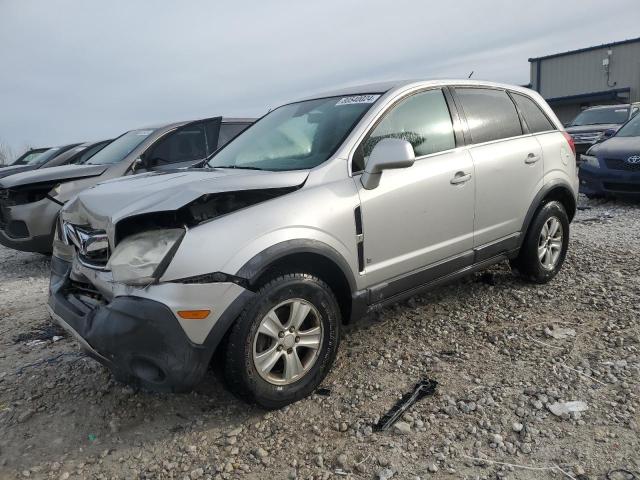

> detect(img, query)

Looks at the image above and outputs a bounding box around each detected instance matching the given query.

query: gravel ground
[1,195,639,480]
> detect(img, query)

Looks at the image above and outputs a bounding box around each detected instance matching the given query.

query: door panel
[356,148,475,287]
[470,136,543,246]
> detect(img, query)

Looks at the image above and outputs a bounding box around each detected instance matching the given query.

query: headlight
[581,155,599,168]
[107,228,184,285]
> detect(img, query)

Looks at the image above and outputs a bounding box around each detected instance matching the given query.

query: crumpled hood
[0,164,37,180]
[588,136,640,158]
[565,123,620,135]
[63,168,309,231]
[0,164,108,189]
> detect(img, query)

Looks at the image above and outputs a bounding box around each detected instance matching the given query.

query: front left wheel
[223,273,341,409]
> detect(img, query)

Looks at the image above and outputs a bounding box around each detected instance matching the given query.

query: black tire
[510,201,569,284]
[223,273,341,409]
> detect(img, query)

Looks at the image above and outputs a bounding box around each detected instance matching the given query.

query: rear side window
[354,89,455,171]
[455,88,522,143]
[511,93,555,133]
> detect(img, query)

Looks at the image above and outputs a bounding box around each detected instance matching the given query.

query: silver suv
[48,80,578,408]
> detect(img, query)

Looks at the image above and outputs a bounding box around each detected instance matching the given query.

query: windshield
[207,94,381,171]
[14,147,62,166]
[10,150,47,166]
[570,107,629,126]
[615,114,640,137]
[84,129,154,165]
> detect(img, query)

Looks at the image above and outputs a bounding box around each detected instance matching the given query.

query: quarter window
[455,88,522,143]
[354,89,455,171]
[511,93,555,133]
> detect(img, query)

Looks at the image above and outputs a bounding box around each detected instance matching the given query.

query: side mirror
[132,157,146,172]
[361,138,415,190]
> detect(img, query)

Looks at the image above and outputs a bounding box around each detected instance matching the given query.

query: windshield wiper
[213,165,265,171]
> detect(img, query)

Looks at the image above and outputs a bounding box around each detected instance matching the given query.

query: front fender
[234,236,358,292]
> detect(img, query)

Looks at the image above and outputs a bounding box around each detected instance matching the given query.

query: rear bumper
[0,198,60,253]
[579,165,640,196]
[47,256,254,392]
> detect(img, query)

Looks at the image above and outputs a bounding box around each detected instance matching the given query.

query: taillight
[562,131,576,156]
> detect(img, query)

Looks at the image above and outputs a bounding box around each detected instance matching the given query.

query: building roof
[528,36,640,62]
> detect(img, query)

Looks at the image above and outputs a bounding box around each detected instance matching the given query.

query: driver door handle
[450,171,472,185]
[525,153,541,164]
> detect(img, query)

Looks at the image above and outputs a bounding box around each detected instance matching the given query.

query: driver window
[146,125,207,167]
[353,89,455,172]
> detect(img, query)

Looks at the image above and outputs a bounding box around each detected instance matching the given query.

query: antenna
[468,71,474,79]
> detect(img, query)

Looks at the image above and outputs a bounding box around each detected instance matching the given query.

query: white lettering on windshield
[336,95,380,106]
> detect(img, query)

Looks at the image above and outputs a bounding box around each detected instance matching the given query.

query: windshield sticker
[336,95,380,106]
[135,130,153,136]
[615,109,627,113]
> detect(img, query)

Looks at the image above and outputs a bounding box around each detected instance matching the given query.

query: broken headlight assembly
[107,228,185,285]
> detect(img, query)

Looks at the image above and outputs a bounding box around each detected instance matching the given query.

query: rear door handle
[450,171,472,185]
[525,153,541,164]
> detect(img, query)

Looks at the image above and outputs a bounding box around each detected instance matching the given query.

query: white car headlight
[581,155,599,168]
[107,228,184,285]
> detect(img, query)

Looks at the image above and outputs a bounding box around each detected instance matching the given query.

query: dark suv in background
[566,103,640,155]
[0,144,80,179]
[3,148,49,168]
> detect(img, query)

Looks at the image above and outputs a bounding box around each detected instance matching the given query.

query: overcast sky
[1,0,639,156]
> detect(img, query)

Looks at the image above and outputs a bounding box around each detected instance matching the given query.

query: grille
[603,182,640,193]
[605,158,640,172]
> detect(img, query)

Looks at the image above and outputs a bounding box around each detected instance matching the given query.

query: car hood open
[63,168,310,234]
[0,164,109,189]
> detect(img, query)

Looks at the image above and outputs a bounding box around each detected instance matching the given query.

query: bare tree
[0,140,13,166]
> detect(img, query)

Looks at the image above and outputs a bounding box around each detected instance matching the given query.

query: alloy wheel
[252,298,324,385]
[538,216,563,270]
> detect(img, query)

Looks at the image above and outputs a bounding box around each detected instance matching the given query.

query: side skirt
[350,234,521,319]
[366,251,515,312]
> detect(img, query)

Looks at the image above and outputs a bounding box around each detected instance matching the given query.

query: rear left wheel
[510,200,569,284]
[223,273,341,409]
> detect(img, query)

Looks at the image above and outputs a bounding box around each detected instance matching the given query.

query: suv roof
[297,79,540,102]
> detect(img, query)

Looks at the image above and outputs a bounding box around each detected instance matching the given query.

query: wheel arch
[236,240,357,324]
[520,180,576,246]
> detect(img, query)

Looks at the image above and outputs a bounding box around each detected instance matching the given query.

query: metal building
[529,37,640,123]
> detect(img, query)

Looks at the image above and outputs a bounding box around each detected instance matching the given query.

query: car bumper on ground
[0,197,61,253]
[579,165,640,196]
[47,255,254,392]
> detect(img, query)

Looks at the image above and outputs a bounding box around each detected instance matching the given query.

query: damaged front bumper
[47,255,254,392]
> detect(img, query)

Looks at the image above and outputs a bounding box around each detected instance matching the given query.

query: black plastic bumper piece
[48,256,246,392]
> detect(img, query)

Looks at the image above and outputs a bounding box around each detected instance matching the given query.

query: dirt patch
[0,195,638,479]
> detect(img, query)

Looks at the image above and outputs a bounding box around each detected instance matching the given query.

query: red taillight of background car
[562,131,576,156]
